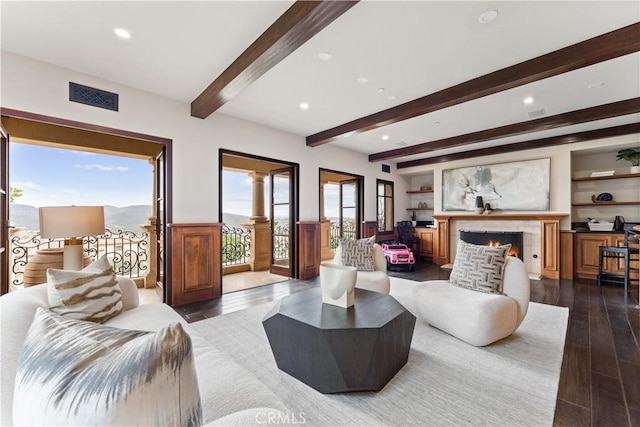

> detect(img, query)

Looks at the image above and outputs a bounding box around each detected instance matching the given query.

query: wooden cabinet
[574,232,625,279]
[297,222,320,280]
[415,227,437,260]
[168,223,222,306]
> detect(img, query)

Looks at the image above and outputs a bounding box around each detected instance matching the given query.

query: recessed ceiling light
[318,52,331,61]
[395,141,408,147]
[114,28,131,39]
[478,10,498,24]
[523,96,534,105]
[387,95,397,101]
[588,82,605,88]
[434,121,441,125]
[382,135,389,140]
[356,77,369,84]
[377,88,385,93]
[299,102,309,110]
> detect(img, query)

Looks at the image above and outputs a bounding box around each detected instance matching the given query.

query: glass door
[0,125,8,295]
[155,148,166,302]
[270,167,293,276]
[340,179,359,241]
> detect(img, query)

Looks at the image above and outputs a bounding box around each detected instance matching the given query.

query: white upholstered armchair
[332,243,391,294]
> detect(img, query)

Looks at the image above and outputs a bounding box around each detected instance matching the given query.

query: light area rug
[188,278,569,426]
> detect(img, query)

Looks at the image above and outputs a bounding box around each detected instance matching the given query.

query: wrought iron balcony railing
[222,225,251,266]
[330,221,356,250]
[10,228,148,287]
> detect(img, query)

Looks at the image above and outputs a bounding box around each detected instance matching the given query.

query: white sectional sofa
[0,278,286,426]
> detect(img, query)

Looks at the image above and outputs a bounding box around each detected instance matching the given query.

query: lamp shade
[39,206,105,238]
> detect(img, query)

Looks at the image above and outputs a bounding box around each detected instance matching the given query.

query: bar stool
[597,224,640,293]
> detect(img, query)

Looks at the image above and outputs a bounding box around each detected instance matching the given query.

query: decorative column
[243,172,271,271]
[319,181,334,260]
[142,217,158,289]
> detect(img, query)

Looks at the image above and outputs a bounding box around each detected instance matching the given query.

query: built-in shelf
[571,173,640,182]
[572,201,640,206]
[406,190,434,194]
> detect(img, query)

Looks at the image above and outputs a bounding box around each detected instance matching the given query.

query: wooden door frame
[218,149,300,278]
[0,123,8,295]
[318,168,364,238]
[0,108,172,301]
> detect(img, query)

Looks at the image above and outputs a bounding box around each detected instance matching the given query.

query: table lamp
[38,206,105,270]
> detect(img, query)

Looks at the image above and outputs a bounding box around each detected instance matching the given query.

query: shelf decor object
[442,158,550,211]
[592,193,614,203]
[615,148,640,174]
[39,206,105,270]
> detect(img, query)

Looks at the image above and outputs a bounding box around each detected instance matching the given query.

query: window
[377,180,394,233]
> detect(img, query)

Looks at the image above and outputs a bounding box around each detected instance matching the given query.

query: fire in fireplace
[459,230,524,260]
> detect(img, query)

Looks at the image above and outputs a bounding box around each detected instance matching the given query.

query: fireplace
[459,230,524,260]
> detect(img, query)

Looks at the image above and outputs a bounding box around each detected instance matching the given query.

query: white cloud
[11,181,46,192]
[71,151,95,156]
[74,164,128,172]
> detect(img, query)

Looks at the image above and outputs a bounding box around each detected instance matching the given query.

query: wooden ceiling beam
[191,1,359,119]
[370,97,640,162]
[307,22,640,147]
[397,123,640,169]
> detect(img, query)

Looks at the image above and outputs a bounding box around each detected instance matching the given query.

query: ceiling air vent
[69,82,119,111]
[527,108,546,119]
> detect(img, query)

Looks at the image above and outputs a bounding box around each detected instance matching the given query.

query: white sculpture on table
[320,263,357,308]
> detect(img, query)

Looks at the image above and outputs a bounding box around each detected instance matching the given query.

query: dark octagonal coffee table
[262,287,416,393]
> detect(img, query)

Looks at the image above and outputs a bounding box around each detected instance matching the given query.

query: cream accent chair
[411,256,530,346]
[332,243,391,294]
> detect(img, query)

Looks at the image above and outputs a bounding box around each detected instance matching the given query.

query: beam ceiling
[191,0,358,119]
[306,22,640,148]
[397,123,640,168]
[370,97,640,162]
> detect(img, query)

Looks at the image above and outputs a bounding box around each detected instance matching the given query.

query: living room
[1,1,639,426]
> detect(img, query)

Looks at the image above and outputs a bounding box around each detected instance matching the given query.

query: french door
[340,179,360,240]
[0,125,8,295]
[270,167,294,277]
[155,148,167,302]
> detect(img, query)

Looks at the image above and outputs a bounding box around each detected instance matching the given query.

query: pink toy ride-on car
[381,243,415,271]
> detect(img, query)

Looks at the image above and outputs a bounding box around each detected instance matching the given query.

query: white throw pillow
[13,308,202,426]
[47,255,123,323]
[449,240,511,294]
[339,236,376,271]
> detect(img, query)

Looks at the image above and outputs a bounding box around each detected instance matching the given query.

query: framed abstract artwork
[442,158,550,211]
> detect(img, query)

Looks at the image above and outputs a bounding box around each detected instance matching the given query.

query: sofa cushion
[449,240,511,294]
[13,308,202,426]
[47,255,123,323]
[340,236,375,271]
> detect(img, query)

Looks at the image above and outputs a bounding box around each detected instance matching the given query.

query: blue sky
[10,142,347,216]
[222,171,343,218]
[10,142,152,207]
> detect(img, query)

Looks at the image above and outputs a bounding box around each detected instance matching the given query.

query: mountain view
[10,204,153,233]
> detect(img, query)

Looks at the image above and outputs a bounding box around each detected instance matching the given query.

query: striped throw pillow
[340,236,376,271]
[47,255,123,323]
[449,240,511,294]
[13,308,202,426]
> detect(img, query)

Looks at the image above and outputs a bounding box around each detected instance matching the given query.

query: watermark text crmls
[255,410,306,425]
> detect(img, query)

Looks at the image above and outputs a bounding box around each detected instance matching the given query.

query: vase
[474,196,484,214]
[320,263,357,308]
[484,203,492,214]
[631,165,640,174]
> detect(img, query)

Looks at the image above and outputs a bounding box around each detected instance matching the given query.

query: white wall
[1,51,409,223]
[399,134,640,229]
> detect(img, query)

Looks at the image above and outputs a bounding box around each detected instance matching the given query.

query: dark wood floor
[175,261,640,427]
